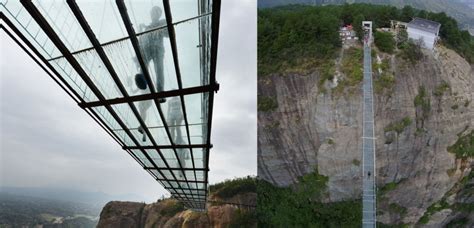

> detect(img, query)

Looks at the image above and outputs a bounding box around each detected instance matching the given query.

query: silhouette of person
[134,6,169,141]
[167,96,183,143]
[368,171,371,179]
[167,96,188,179]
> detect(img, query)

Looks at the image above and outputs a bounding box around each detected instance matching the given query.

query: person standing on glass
[134,6,169,141]
[167,96,187,180]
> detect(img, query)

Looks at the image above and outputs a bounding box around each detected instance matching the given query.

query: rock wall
[97,192,256,228]
[258,45,474,225]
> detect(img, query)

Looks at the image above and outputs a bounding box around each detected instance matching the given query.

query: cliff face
[258,45,473,225]
[97,192,256,228]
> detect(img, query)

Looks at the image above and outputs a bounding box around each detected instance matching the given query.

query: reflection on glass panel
[1,3,99,102]
[132,101,171,145]
[174,16,210,88]
[173,170,185,181]
[131,150,152,167]
[161,149,178,168]
[184,93,207,125]
[161,169,174,179]
[33,0,93,53]
[75,0,128,44]
[124,1,179,93]
[136,29,178,93]
[73,49,123,100]
[102,39,152,97]
[111,103,152,146]
[185,170,195,181]
[197,183,205,190]
[150,169,163,179]
[169,0,209,23]
[162,96,188,145]
[49,58,98,102]
[193,148,205,169]
[146,150,166,168]
[189,124,206,144]
[196,170,204,181]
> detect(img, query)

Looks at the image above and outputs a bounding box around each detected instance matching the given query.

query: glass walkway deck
[362,35,377,226]
[1,0,221,211]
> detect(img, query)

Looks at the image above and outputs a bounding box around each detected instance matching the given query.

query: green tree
[401,5,415,22]
[353,14,365,41]
[397,29,408,48]
[374,31,395,53]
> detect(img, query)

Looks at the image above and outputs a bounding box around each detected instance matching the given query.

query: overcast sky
[0,0,256,203]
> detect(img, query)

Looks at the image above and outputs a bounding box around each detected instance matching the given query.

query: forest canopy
[258,4,474,76]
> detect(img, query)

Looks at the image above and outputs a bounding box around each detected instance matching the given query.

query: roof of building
[408,17,441,34]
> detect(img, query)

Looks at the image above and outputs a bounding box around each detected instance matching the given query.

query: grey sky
[0,0,256,203]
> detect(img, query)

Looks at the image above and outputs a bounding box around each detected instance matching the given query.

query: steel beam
[79,84,218,108]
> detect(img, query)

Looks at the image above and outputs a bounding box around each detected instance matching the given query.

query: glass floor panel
[1,0,220,211]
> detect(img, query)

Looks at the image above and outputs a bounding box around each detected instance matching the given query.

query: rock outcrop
[258,44,474,226]
[97,192,256,228]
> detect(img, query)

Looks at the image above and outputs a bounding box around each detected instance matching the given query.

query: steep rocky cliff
[97,178,256,228]
[258,44,473,226]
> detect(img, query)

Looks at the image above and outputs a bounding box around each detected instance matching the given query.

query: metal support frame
[79,84,218,108]
[204,0,221,201]
[115,0,208,208]
[162,0,200,195]
[124,143,211,150]
[66,0,193,203]
[0,11,146,181]
[19,0,193,204]
[4,0,220,210]
[145,167,209,171]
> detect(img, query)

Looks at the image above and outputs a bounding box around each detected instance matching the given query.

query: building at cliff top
[407,17,441,50]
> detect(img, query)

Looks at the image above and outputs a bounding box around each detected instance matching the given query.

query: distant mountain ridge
[0,186,147,207]
[258,0,474,33]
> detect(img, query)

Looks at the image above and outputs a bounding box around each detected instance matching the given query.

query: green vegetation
[378,179,405,197]
[334,47,363,95]
[258,4,474,77]
[414,86,431,119]
[352,159,361,166]
[258,96,278,112]
[374,73,395,94]
[257,170,361,227]
[433,81,450,97]
[258,6,340,75]
[318,61,336,93]
[389,203,408,216]
[415,127,424,136]
[447,130,474,158]
[419,199,450,224]
[377,222,410,228]
[327,138,335,145]
[210,176,257,199]
[452,203,474,212]
[342,48,363,85]
[446,217,469,228]
[384,117,412,134]
[229,209,257,228]
[399,40,423,64]
[396,6,474,63]
[374,31,395,53]
[419,170,473,224]
[159,201,185,217]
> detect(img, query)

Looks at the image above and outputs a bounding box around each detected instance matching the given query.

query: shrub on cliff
[210,176,256,199]
[257,170,361,227]
[375,31,395,53]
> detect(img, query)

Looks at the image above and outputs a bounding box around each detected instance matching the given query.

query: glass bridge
[1,0,221,211]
